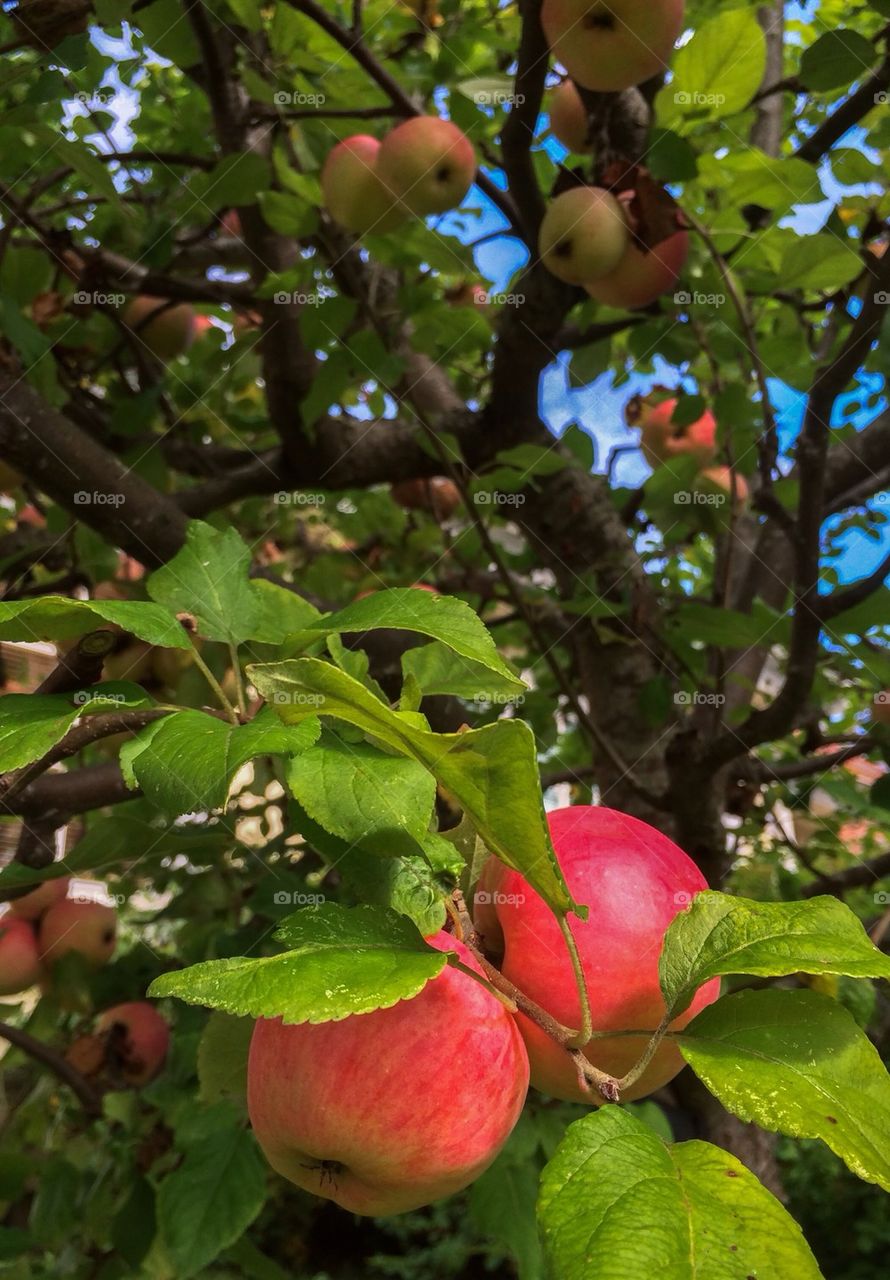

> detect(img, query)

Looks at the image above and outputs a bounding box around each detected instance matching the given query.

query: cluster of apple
[321,117,476,236]
[245,804,716,1215]
[0,879,168,1086]
[538,180,688,308]
[629,391,750,507]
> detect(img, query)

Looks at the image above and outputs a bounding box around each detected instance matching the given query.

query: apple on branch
[122,296,196,361]
[538,186,629,286]
[474,805,720,1102]
[321,135,405,236]
[39,898,117,969]
[585,228,689,309]
[375,117,476,217]
[97,1001,170,1086]
[8,876,70,922]
[0,915,43,996]
[542,0,685,93]
[626,392,717,468]
[247,931,529,1215]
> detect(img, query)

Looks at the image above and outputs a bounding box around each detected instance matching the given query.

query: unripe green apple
[538,187,628,286]
[247,931,529,1215]
[0,915,42,995]
[8,876,70,922]
[585,228,689,309]
[39,899,117,969]
[97,1001,170,1085]
[376,117,476,217]
[542,0,684,93]
[122,296,196,361]
[321,135,404,235]
[476,805,720,1103]
[548,80,588,152]
[628,394,717,468]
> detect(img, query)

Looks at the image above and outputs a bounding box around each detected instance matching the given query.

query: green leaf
[660,891,890,1019]
[780,236,864,294]
[0,811,230,891]
[538,1107,822,1280]
[258,190,316,236]
[135,0,201,66]
[800,30,876,92]
[402,640,529,702]
[0,597,190,648]
[660,10,766,123]
[149,903,449,1022]
[298,588,524,691]
[680,988,890,1191]
[197,1012,252,1107]
[191,153,271,211]
[0,685,150,771]
[248,579,321,642]
[157,1125,266,1278]
[287,734,436,856]
[146,522,259,645]
[123,708,320,817]
[470,1119,544,1279]
[248,659,576,915]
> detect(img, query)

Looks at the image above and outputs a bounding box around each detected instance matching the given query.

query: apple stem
[613,1012,673,1094]
[227,644,248,716]
[189,641,239,724]
[558,915,593,1049]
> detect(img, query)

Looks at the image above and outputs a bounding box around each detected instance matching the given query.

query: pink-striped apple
[376,117,476,217]
[8,876,70,922]
[542,0,685,93]
[247,931,529,1215]
[548,80,588,152]
[97,1001,170,1085]
[538,187,628,285]
[628,393,717,468]
[0,916,42,995]
[320,136,404,235]
[477,805,720,1102]
[585,228,689,309]
[123,297,195,361]
[39,899,117,969]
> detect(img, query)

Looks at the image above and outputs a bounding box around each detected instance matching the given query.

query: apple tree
[0,0,889,1275]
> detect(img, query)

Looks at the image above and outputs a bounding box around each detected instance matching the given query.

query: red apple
[247,931,529,1215]
[39,899,117,969]
[542,0,684,93]
[539,187,629,285]
[376,117,476,217]
[9,877,70,922]
[122,296,196,361]
[97,1001,170,1085]
[321,135,404,235]
[585,229,689,309]
[0,915,42,996]
[391,477,460,521]
[628,393,717,468]
[479,805,720,1102]
[548,80,588,152]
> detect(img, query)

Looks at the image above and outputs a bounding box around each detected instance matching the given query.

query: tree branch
[0,1020,102,1117]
